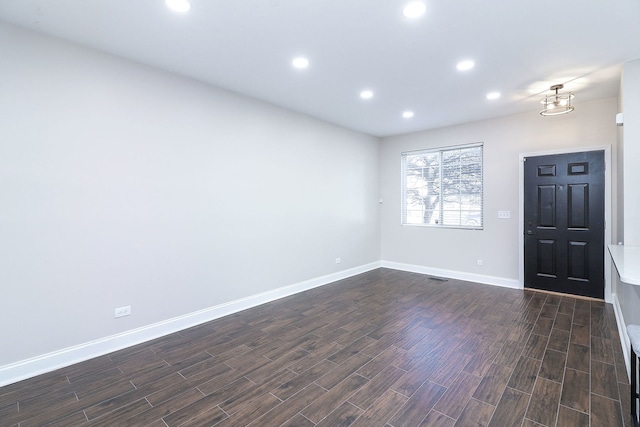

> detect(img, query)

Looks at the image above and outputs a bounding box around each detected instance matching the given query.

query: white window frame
[401,143,483,229]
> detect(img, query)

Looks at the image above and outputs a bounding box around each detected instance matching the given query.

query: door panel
[537,239,557,277]
[524,151,604,299]
[568,184,588,228]
[538,185,556,227]
[567,241,588,280]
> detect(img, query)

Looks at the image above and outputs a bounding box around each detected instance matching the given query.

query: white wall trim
[518,145,613,303]
[0,261,381,387]
[381,260,521,289]
[612,292,631,381]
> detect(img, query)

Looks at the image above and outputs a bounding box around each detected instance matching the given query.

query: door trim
[518,145,612,302]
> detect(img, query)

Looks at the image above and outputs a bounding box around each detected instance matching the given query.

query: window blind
[401,143,483,229]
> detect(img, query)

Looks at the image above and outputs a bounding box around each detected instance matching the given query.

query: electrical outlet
[498,210,511,219]
[114,306,131,318]
[477,259,483,266]
[335,258,341,264]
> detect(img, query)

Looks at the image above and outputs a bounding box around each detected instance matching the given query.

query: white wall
[0,23,380,370]
[622,59,640,246]
[616,59,640,327]
[380,97,619,285]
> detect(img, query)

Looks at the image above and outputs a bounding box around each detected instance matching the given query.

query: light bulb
[403,2,427,18]
[165,0,191,13]
[360,90,374,100]
[292,57,309,69]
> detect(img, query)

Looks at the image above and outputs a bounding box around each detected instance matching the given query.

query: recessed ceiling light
[166,0,191,13]
[456,60,475,71]
[403,111,415,118]
[360,90,374,100]
[403,2,427,18]
[486,92,501,100]
[292,57,309,69]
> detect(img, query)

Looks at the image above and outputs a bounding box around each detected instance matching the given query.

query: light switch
[498,211,511,219]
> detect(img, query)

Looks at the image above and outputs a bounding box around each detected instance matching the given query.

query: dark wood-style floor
[0,269,632,426]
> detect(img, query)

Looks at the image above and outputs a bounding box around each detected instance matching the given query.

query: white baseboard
[0,262,381,387]
[381,260,522,290]
[612,293,631,381]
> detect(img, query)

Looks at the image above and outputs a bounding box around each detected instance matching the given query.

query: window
[402,143,483,228]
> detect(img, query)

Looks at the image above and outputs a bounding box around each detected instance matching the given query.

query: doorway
[523,150,605,299]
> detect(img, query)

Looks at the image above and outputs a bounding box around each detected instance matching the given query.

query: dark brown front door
[523,151,605,299]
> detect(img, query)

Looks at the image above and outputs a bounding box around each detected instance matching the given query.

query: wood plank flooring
[0,268,632,426]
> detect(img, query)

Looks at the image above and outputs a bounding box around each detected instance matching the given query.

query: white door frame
[518,145,612,302]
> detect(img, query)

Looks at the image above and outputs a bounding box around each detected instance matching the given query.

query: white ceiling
[1,0,640,137]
